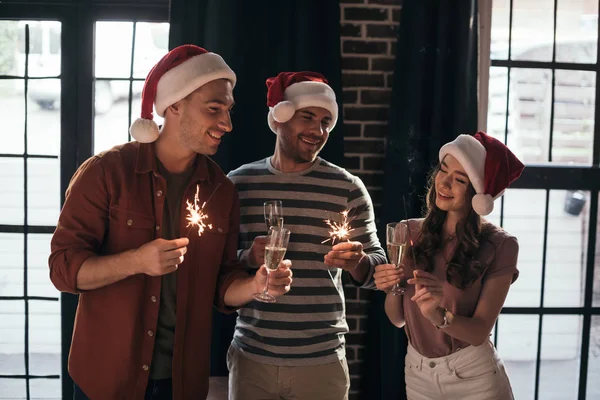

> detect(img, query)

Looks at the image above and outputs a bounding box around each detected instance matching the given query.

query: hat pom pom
[472,193,494,216]
[272,101,296,123]
[130,118,159,143]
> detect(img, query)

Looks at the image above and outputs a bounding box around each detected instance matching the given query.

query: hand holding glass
[253,227,291,303]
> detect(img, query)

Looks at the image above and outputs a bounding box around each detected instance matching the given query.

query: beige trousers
[405,340,514,400]
[227,345,350,400]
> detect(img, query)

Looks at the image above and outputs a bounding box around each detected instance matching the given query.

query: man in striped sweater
[226,71,386,400]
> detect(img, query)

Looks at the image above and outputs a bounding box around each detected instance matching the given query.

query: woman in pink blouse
[374,132,525,400]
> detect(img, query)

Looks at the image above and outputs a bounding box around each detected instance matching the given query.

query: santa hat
[130,44,236,143]
[266,71,338,134]
[438,132,525,216]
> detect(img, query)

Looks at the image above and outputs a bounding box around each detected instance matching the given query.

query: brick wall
[340,0,402,399]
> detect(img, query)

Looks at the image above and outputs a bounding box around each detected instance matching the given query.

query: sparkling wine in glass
[264,200,284,231]
[253,227,291,303]
[386,222,409,295]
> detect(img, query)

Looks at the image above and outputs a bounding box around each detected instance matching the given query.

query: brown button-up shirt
[49,142,247,400]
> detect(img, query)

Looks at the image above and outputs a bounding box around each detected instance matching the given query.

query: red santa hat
[266,71,338,134]
[439,131,525,216]
[130,44,236,143]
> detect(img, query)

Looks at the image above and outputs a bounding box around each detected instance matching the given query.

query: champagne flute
[253,227,291,303]
[264,200,284,231]
[386,222,409,295]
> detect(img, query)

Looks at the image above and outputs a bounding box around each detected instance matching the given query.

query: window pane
[29,301,60,376]
[512,0,555,62]
[0,158,24,225]
[24,21,61,79]
[132,22,169,79]
[0,21,21,76]
[0,300,25,375]
[491,0,510,60]
[539,315,582,399]
[27,78,60,156]
[552,70,595,165]
[129,80,164,129]
[545,190,590,307]
[95,22,133,79]
[0,379,26,399]
[497,314,539,399]
[30,378,61,400]
[509,68,552,163]
[556,0,598,63]
[503,189,546,307]
[28,159,60,226]
[1,79,26,155]
[94,81,131,154]
[27,234,57,298]
[0,233,24,298]
[487,67,509,144]
[588,316,600,399]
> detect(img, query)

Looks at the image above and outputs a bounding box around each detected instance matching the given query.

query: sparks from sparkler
[185,183,221,236]
[322,209,355,245]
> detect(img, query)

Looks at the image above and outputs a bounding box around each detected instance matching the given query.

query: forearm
[76,250,138,291]
[223,275,257,308]
[385,293,406,328]
[349,255,370,284]
[431,307,492,346]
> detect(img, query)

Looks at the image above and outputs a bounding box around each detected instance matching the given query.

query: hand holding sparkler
[322,209,365,271]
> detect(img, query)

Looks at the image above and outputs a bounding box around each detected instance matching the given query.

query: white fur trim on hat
[155,52,236,117]
[267,80,338,134]
[439,134,487,194]
[130,118,160,143]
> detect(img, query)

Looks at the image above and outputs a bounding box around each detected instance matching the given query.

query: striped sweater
[227,157,386,366]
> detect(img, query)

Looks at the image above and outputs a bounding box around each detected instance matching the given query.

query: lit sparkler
[322,209,355,245]
[185,183,221,236]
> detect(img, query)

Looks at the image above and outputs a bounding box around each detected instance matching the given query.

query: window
[0,2,168,398]
[488,0,600,399]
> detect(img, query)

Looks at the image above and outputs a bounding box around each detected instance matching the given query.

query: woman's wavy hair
[406,164,495,290]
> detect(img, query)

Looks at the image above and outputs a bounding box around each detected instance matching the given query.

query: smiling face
[176,78,235,156]
[434,154,472,213]
[275,106,333,166]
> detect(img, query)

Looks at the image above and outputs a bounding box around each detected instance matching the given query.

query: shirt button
[155,225,160,231]
[147,330,154,337]
[142,364,149,371]
[127,219,133,226]
[156,190,163,197]
[151,296,157,303]
[429,361,436,368]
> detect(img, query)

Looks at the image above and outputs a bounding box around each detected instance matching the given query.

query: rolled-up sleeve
[48,156,109,294]
[214,187,249,313]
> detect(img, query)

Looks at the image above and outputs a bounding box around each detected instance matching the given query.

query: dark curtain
[363,1,479,399]
[168,0,344,376]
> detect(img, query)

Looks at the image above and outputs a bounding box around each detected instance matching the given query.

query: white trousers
[405,340,514,400]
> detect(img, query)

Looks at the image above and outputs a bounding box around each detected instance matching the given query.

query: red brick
[342,72,385,87]
[345,139,385,154]
[367,24,398,38]
[363,156,385,170]
[341,23,362,37]
[343,89,359,104]
[343,40,388,55]
[342,56,369,70]
[355,172,384,188]
[344,156,361,170]
[361,89,391,105]
[343,123,362,137]
[371,57,396,71]
[344,7,389,21]
[344,106,389,122]
[364,123,388,138]
[392,7,402,22]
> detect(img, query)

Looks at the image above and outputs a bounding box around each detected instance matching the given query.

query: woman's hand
[373,263,404,292]
[407,270,444,324]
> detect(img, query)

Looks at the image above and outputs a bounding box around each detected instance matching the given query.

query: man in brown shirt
[49,45,293,400]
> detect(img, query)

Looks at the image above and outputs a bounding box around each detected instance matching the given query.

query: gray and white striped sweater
[227,157,386,366]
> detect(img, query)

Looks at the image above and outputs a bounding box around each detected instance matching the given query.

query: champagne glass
[386,222,409,295]
[253,227,291,303]
[264,200,284,231]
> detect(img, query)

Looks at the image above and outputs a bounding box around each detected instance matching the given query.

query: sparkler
[322,209,355,245]
[185,183,221,236]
